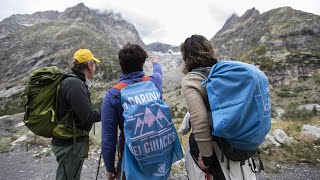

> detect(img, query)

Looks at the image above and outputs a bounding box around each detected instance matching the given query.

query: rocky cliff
[210,7,320,86]
[0,3,144,84]
[146,42,179,53]
[0,3,144,115]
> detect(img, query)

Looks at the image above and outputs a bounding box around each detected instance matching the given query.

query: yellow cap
[73,49,101,64]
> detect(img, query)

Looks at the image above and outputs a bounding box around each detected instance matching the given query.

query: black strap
[217,137,225,163]
[249,156,264,173]
[240,163,245,180]
[227,158,230,171]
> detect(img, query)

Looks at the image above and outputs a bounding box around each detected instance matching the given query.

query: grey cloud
[208,6,232,25]
[119,11,167,42]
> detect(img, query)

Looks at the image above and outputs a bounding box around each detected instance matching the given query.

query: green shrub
[171,106,188,118]
[276,90,298,98]
[0,93,24,116]
[282,142,320,165]
[293,85,310,93]
[284,103,316,120]
[252,45,267,56]
[313,74,320,84]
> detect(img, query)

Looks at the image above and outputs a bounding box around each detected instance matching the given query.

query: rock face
[0,3,146,114]
[210,7,320,86]
[146,42,179,53]
[0,3,143,85]
[0,11,60,38]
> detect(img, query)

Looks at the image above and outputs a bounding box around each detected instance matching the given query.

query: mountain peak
[76,3,86,8]
[71,3,89,11]
[240,7,260,20]
[62,3,92,20]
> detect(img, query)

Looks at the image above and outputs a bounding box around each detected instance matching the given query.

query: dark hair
[118,43,148,74]
[180,34,217,74]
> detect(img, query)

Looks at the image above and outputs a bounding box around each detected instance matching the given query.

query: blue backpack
[192,60,271,162]
[115,77,183,180]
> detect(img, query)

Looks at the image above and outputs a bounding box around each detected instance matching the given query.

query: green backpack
[21,66,87,138]
[21,66,66,138]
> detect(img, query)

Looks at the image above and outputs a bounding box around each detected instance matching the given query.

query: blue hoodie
[101,62,162,173]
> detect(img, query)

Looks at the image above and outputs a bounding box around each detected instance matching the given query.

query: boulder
[274,108,285,119]
[298,104,320,112]
[273,129,293,145]
[300,125,320,143]
[260,134,281,149]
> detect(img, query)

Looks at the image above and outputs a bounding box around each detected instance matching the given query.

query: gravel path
[1,144,319,180]
[0,145,105,180]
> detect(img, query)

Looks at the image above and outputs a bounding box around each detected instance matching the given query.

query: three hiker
[51,49,101,180]
[23,37,268,180]
[101,43,183,180]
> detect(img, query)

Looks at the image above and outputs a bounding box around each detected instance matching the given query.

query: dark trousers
[52,142,86,180]
[116,159,126,180]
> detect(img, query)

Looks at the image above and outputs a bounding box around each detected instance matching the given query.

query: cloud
[117,10,166,41]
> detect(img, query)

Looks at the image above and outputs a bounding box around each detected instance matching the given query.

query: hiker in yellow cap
[73,49,101,64]
[51,48,101,180]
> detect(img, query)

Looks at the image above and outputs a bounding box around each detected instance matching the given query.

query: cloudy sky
[1,0,319,45]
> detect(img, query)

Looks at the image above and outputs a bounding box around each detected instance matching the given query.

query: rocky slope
[0,3,144,115]
[146,42,179,53]
[0,11,60,38]
[0,3,144,84]
[210,7,320,86]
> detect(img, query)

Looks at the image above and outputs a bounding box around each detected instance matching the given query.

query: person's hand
[150,56,158,63]
[106,171,116,180]
[197,155,210,170]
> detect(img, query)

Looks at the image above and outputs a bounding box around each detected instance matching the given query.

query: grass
[261,116,320,167]
[0,137,12,153]
[313,73,320,84]
[260,142,320,166]
[0,93,25,116]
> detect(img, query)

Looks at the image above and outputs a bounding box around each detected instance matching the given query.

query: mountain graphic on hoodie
[133,107,171,136]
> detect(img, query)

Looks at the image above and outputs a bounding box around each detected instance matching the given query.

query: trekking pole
[96,151,102,180]
[26,134,29,152]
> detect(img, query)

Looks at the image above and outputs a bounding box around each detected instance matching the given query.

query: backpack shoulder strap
[189,71,208,80]
[141,75,150,81]
[188,67,211,80]
[113,82,128,90]
[55,73,79,121]
[112,75,150,90]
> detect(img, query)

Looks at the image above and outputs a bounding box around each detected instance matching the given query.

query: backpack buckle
[81,130,89,136]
